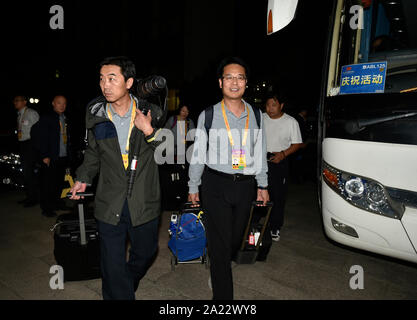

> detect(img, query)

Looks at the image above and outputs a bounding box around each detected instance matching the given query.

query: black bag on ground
[52,199,100,281]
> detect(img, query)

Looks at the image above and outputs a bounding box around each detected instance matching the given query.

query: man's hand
[256,189,270,206]
[270,152,285,164]
[188,192,200,207]
[70,181,87,200]
[135,109,153,136]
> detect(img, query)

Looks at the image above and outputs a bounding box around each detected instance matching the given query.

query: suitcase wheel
[203,253,210,269]
[170,255,177,271]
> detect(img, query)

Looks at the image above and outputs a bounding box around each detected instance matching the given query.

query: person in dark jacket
[39,95,70,217]
[70,56,164,300]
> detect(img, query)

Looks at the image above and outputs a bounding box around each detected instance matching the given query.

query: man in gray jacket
[70,56,163,300]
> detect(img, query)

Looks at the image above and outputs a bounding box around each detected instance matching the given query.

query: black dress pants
[19,140,38,201]
[97,200,159,300]
[267,159,289,232]
[201,169,255,300]
[40,157,67,213]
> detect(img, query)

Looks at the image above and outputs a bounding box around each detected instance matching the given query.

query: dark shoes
[42,211,57,217]
[271,229,281,242]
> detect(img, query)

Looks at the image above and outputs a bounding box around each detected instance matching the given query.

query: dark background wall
[1,0,332,146]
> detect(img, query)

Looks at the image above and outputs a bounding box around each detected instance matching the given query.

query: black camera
[134,75,168,127]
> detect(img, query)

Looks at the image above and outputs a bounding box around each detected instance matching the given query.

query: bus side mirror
[267,0,299,35]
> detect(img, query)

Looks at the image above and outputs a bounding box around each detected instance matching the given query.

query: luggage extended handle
[66,192,95,198]
[65,192,94,246]
[252,201,274,207]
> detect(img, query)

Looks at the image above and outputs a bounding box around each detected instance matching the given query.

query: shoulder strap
[204,105,214,133]
[252,105,261,129]
[171,116,177,129]
[204,104,261,131]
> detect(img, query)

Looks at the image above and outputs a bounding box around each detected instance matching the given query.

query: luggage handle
[183,201,201,207]
[252,201,273,207]
[181,201,203,213]
[240,201,274,251]
[65,192,95,246]
[65,192,95,198]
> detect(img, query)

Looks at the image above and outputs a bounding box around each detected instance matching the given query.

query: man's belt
[206,166,255,182]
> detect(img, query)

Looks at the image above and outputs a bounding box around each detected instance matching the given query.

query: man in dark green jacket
[70,56,164,300]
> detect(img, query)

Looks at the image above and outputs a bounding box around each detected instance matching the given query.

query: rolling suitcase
[234,201,273,264]
[159,164,188,211]
[168,202,209,270]
[51,193,101,281]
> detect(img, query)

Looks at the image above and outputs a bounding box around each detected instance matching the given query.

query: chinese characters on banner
[340,61,387,94]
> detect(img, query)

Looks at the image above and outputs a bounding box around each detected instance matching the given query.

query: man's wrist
[145,128,162,143]
[258,186,268,190]
[143,126,154,137]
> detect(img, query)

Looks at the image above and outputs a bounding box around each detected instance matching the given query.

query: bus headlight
[367,182,385,206]
[345,178,364,198]
[322,162,404,219]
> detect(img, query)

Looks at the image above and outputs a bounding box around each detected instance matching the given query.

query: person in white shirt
[13,95,40,206]
[263,91,302,241]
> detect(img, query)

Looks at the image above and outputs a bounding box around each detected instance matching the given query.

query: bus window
[331,0,417,95]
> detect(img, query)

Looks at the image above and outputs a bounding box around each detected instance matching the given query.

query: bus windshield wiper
[345,112,417,135]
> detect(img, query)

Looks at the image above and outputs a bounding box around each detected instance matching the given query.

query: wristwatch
[257,186,268,190]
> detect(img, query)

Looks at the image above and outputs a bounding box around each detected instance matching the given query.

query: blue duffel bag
[168,211,207,262]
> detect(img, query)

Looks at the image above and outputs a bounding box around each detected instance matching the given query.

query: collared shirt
[59,114,67,157]
[17,107,39,141]
[188,100,268,194]
[105,96,134,154]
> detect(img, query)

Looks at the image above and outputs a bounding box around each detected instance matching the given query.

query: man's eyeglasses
[222,75,247,82]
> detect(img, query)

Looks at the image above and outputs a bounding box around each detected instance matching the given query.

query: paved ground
[0,179,416,301]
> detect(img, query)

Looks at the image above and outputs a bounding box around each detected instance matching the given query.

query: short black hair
[99,56,136,81]
[265,90,286,104]
[217,56,250,80]
[13,95,27,101]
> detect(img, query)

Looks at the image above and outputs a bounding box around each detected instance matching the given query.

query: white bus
[268,0,417,264]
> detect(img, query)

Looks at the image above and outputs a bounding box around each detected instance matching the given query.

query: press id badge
[232,149,246,170]
[122,153,129,170]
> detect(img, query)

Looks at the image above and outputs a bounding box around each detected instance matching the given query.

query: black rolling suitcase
[234,201,273,264]
[159,164,188,211]
[51,193,101,281]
